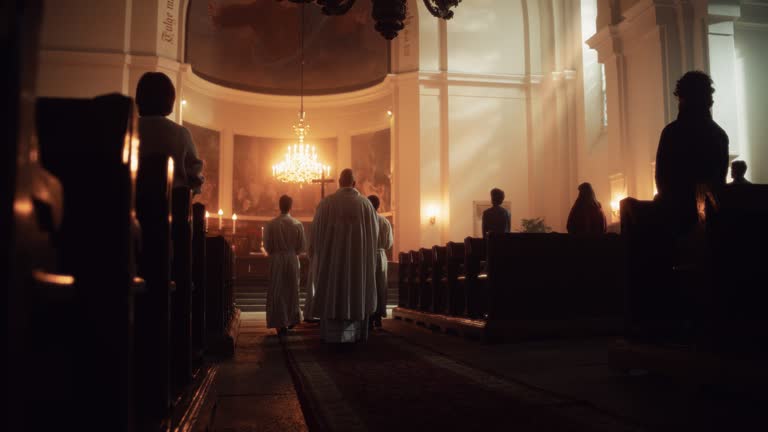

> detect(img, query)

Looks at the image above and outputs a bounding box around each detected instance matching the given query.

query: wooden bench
[418,247,435,312]
[171,186,193,398]
[431,246,448,314]
[464,237,488,319]
[446,241,466,316]
[485,233,625,341]
[191,203,207,369]
[36,93,138,427]
[397,252,410,308]
[134,153,174,428]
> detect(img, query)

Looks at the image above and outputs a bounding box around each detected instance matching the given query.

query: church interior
[4,0,768,431]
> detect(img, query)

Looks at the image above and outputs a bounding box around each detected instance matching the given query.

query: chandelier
[284,0,409,40]
[272,2,331,184]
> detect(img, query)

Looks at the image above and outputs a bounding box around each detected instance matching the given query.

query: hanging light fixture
[273,2,331,184]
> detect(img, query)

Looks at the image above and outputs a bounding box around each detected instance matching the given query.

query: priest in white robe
[310,169,379,343]
[368,195,393,328]
[264,195,307,335]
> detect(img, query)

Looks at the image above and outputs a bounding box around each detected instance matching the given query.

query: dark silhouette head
[674,71,714,113]
[490,188,505,206]
[136,72,176,117]
[279,195,292,214]
[339,168,355,188]
[731,160,747,181]
[577,182,597,202]
[368,195,380,211]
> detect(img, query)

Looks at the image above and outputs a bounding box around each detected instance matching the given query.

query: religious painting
[233,134,337,218]
[186,0,388,95]
[351,129,391,213]
[184,121,220,211]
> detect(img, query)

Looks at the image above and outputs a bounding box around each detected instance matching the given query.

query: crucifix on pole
[312,170,334,199]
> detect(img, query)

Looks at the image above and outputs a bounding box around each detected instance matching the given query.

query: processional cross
[312,170,334,199]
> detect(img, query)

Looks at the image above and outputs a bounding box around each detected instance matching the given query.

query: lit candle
[232,213,238,234]
[205,211,210,232]
[261,226,265,248]
[218,208,223,230]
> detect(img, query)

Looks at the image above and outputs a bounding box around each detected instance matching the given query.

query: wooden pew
[134,154,174,429]
[36,93,138,429]
[397,252,410,307]
[464,237,488,319]
[485,233,624,342]
[170,187,193,398]
[418,247,435,311]
[191,203,207,369]
[612,187,768,386]
[407,250,421,309]
[206,235,238,356]
[432,246,448,314]
[446,241,466,316]
[4,3,70,428]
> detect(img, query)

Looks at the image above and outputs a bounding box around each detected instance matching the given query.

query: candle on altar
[218,208,223,230]
[205,211,210,232]
[232,213,238,234]
[260,226,265,247]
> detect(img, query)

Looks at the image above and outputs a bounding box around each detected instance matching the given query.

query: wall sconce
[386,109,393,117]
[426,205,439,225]
[610,194,625,218]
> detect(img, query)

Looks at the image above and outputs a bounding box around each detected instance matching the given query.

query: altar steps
[234,284,400,312]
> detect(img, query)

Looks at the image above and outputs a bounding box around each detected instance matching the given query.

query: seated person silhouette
[136,72,204,193]
[481,188,510,238]
[654,71,729,236]
[730,160,751,185]
[566,182,607,234]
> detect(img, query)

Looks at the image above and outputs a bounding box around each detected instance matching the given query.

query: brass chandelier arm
[281,0,413,40]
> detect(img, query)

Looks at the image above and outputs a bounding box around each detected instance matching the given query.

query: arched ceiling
[186,0,389,95]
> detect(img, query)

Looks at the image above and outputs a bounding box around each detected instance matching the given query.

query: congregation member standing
[654,71,729,236]
[730,160,751,185]
[566,182,607,234]
[310,169,379,343]
[136,72,204,192]
[264,195,306,336]
[368,195,393,329]
[481,188,511,238]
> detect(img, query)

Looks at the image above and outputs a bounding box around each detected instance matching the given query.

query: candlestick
[232,213,238,235]
[205,211,210,233]
[218,208,223,230]
[260,226,265,249]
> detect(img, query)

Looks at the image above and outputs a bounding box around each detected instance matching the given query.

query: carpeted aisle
[282,323,642,432]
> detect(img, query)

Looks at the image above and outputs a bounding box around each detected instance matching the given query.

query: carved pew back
[170,186,193,397]
[134,153,173,427]
[398,252,410,307]
[432,246,448,314]
[418,247,435,312]
[191,203,207,367]
[446,241,466,316]
[464,237,488,318]
[407,250,421,309]
[36,93,138,428]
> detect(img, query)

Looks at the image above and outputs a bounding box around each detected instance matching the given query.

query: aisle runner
[282,324,642,432]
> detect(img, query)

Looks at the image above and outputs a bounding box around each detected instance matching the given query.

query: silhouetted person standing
[310,169,379,343]
[730,160,751,185]
[368,195,393,329]
[655,71,729,235]
[136,72,204,193]
[482,188,510,238]
[264,195,306,336]
[567,183,607,234]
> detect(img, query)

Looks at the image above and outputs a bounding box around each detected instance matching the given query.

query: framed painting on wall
[351,128,391,213]
[184,121,220,211]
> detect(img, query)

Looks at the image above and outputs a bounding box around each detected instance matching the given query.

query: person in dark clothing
[481,188,510,238]
[730,160,751,185]
[567,182,607,234]
[654,71,729,236]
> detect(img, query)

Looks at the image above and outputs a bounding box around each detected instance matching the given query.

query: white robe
[375,214,394,318]
[264,213,306,329]
[310,187,379,342]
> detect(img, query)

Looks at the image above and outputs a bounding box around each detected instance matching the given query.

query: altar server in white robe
[310,169,379,343]
[264,195,307,335]
[368,195,393,328]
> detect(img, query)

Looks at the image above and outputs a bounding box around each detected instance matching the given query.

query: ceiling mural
[186,0,389,94]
